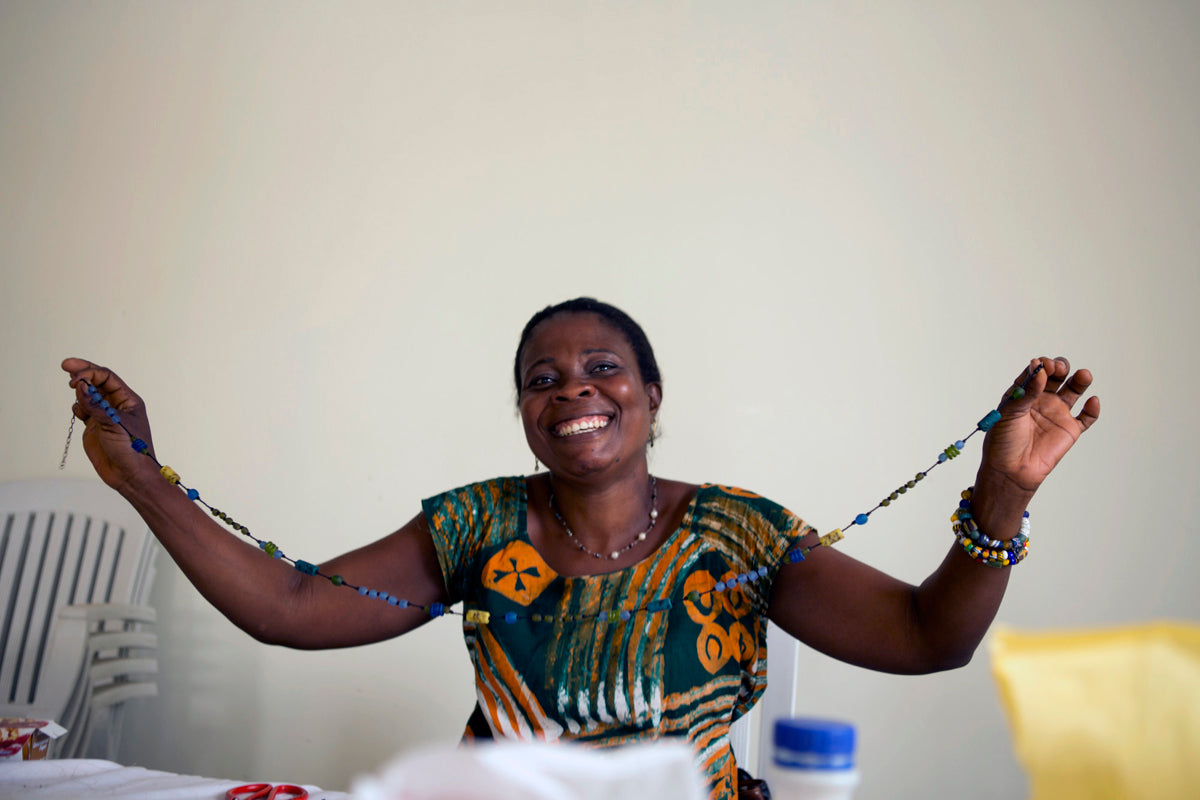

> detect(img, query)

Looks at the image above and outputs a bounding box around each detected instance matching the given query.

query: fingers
[1002,355,1099,430]
[63,358,142,408]
[1077,394,1101,432]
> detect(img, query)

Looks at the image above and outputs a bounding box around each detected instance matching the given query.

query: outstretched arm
[62,358,450,649]
[768,356,1100,674]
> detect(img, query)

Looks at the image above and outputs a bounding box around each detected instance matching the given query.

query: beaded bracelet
[951,487,1030,567]
[66,363,1043,624]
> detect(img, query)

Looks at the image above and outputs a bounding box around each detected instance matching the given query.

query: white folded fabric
[352,741,705,800]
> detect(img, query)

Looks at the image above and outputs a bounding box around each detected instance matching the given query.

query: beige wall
[2,2,1197,797]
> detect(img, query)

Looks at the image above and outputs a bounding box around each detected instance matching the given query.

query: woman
[62,297,1099,800]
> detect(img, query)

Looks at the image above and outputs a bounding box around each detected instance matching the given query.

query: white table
[0,758,351,799]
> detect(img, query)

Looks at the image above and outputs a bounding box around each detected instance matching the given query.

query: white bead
[637,532,646,541]
[610,551,620,560]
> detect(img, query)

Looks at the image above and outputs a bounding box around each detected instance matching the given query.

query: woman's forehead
[520,312,632,364]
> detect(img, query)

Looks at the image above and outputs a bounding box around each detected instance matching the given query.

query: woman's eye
[591,362,616,374]
[527,375,554,388]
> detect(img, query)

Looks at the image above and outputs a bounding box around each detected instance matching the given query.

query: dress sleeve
[421,477,520,605]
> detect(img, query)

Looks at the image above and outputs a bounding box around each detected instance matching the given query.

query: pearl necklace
[550,476,659,560]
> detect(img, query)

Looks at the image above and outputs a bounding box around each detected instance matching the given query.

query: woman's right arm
[62,358,450,649]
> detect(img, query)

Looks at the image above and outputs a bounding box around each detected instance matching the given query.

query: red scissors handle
[225,783,309,800]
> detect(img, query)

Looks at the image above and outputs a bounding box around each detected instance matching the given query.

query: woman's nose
[555,378,596,401]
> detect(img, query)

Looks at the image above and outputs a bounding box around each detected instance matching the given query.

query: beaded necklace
[64,365,1041,627]
[551,476,659,561]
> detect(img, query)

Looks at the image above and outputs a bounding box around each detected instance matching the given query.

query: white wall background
[2,2,1197,797]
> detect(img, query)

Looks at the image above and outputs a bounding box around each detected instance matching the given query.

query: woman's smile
[552,415,612,438]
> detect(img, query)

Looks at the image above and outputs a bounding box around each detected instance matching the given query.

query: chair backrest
[730,620,799,778]
[0,478,157,716]
[990,621,1200,800]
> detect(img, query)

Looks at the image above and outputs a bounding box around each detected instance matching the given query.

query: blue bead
[954,440,965,450]
[294,560,319,576]
[504,612,517,624]
[938,453,949,463]
[99,400,111,410]
[429,602,445,618]
[738,573,749,584]
[186,488,199,500]
[788,549,806,563]
[367,590,379,599]
[619,610,632,621]
[272,550,283,559]
[714,581,726,592]
[358,586,369,596]
[757,565,769,577]
[855,513,869,526]
[130,438,147,452]
[978,410,1002,431]
[388,596,399,606]
[397,599,409,608]
[108,412,121,424]
[378,592,390,602]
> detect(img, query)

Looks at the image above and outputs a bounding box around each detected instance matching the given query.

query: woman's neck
[546,466,656,555]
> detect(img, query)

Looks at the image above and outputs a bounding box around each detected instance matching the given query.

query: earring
[533,457,540,473]
[649,418,660,447]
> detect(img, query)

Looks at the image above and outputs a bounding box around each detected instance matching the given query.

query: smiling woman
[61,297,1099,800]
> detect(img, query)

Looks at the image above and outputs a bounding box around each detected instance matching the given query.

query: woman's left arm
[769,356,1100,674]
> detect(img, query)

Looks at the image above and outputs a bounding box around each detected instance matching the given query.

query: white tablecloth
[0,759,351,799]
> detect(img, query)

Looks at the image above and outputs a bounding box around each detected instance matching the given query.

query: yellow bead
[465,609,490,624]
[820,529,845,547]
[160,465,180,485]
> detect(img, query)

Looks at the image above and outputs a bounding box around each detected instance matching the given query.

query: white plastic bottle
[763,718,860,800]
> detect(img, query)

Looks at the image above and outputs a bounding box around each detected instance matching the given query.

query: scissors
[225,783,309,800]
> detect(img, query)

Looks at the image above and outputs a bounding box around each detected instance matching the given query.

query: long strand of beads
[782,364,1044,564]
[72,363,1041,626]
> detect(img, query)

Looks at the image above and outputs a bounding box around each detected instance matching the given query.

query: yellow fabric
[989,621,1200,800]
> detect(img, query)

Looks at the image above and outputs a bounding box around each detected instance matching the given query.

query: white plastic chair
[0,477,159,759]
[730,620,800,779]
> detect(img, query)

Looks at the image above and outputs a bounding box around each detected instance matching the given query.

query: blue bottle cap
[773,718,856,770]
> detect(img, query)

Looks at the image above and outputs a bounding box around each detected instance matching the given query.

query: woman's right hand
[61,358,159,492]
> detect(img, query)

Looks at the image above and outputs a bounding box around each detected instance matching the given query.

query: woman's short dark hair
[513,298,662,393]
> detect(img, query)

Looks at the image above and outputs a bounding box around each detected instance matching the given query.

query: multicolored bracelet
[951,487,1030,567]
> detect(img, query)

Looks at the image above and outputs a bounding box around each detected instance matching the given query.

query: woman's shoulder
[420,476,526,526]
[687,481,810,533]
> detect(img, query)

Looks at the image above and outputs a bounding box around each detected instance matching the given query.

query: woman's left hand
[977,356,1101,498]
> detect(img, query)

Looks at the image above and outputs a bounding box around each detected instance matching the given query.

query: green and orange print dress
[422,478,814,800]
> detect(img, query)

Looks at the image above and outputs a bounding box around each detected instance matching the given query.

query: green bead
[607,610,620,622]
[1011,386,1026,400]
[330,575,344,586]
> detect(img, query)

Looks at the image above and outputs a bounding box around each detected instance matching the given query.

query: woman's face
[517,312,661,480]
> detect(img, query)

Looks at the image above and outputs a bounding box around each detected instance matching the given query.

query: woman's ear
[646,382,662,417]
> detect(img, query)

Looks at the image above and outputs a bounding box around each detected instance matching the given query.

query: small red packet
[0,718,68,761]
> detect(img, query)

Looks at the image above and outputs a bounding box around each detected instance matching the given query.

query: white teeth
[555,416,610,437]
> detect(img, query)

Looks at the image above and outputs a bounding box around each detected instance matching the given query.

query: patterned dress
[422,478,813,800]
